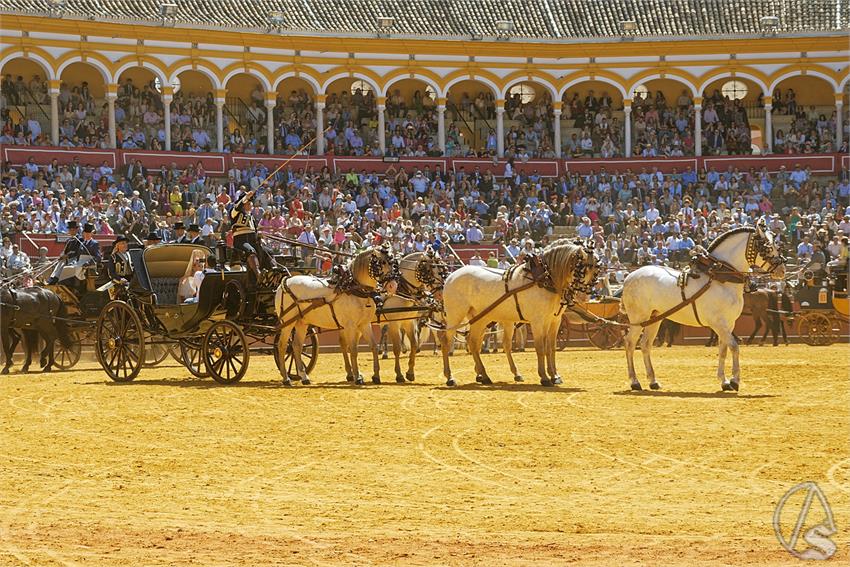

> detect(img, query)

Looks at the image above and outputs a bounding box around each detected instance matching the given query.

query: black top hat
[114,235,129,244]
[146,232,162,242]
[67,220,78,229]
[83,223,95,233]
[188,223,200,232]
[173,222,185,230]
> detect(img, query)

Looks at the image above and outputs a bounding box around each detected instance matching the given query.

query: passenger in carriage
[144,231,163,248]
[178,250,207,303]
[107,235,133,285]
[186,224,203,245]
[171,222,188,244]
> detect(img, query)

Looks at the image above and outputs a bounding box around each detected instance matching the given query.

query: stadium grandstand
[0,0,848,269]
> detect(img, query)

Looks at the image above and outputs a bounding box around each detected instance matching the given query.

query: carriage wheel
[53,330,82,370]
[96,301,145,382]
[556,317,571,350]
[143,338,172,367]
[203,321,250,384]
[179,338,210,378]
[275,326,319,380]
[798,312,836,346]
[586,318,626,350]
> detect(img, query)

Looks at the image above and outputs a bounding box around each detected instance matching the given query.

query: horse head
[405,246,449,291]
[752,219,786,280]
[354,243,400,294]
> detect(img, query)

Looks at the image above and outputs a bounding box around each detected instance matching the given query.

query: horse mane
[707,226,755,253]
[349,249,375,287]
[539,241,585,292]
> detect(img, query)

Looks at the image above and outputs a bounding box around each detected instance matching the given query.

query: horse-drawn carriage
[556,297,628,350]
[792,259,849,346]
[94,243,318,383]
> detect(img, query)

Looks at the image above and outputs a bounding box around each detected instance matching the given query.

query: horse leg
[712,327,733,391]
[387,323,404,383]
[641,322,662,390]
[364,324,381,384]
[760,315,772,346]
[624,325,642,390]
[546,318,562,384]
[404,321,417,382]
[292,324,312,385]
[729,330,741,391]
[42,337,56,372]
[467,322,492,385]
[21,332,33,373]
[1,327,14,374]
[747,319,759,345]
[780,318,789,346]
[347,329,364,385]
[502,324,523,383]
[530,322,550,386]
[439,328,457,386]
[338,333,353,382]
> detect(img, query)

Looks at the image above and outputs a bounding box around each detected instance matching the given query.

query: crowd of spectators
[2,150,849,281]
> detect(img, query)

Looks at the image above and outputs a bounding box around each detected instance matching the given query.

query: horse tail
[53,296,74,349]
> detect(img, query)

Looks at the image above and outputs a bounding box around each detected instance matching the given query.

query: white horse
[439,240,598,386]
[621,221,786,392]
[275,246,399,386]
[383,249,448,383]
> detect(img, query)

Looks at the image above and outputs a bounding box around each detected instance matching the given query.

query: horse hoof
[301,377,311,385]
[282,378,293,387]
[540,378,553,387]
[21,367,30,373]
[630,382,643,391]
[552,376,563,385]
[476,375,492,385]
[730,380,740,391]
[514,375,524,383]
[345,375,354,382]
[721,381,734,391]
[650,382,661,390]
[355,377,364,386]
[405,373,415,382]
[1,367,8,375]
[395,375,406,384]
[446,378,456,387]
[371,376,381,385]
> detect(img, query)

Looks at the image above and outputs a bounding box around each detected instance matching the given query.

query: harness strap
[506,274,526,322]
[466,280,537,327]
[639,278,714,328]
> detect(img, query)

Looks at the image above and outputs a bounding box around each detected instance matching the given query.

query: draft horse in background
[1,286,75,373]
[621,220,786,392]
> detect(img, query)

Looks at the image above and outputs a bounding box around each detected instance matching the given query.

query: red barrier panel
[230,155,329,172]
[452,158,561,177]
[565,157,698,174]
[842,154,849,171]
[2,146,119,168]
[121,151,229,174]
[702,153,837,174]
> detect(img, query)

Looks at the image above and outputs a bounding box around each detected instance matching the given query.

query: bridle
[413,252,449,291]
[368,247,401,286]
[746,227,785,275]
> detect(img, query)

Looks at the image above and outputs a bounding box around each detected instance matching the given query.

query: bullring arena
[1,1,850,565]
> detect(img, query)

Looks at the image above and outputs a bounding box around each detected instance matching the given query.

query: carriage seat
[142,244,210,305]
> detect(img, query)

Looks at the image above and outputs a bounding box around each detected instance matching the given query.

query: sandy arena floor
[0,343,848,566]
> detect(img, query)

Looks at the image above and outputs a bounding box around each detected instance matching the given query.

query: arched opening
[629,78,696,157]
[170,69,216,152]
[383,78,440,157]
[323,77,377,156]
[275,76,317,154]
[224,72,267,153]
[699,76,763,156]
[59,61,109,148]
[771,74,837,154]
[114,65,164,150]
[498,81,554,159]
[445,79,498,156]
[1,57,51,144]
[560,80,626,158]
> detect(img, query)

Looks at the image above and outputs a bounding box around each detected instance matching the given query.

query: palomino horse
[439,239,598,386]
[621,220,786,391]
[383,248,448,383]
[275,245,399,386]
[0,286,75,373]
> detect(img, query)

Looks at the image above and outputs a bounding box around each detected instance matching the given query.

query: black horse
[1,287,74,373]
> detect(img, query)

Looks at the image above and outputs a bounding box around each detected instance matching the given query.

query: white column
[496,105,505,158]
[764,103,773,154]
[836,96,844,151]
[49,80,60,145]
[553,108,562,158]
[377,102,386,155]
[162,92,173,151]
[624,106,632,158]
[106,90,117,149]
[315,98,325,155]
[694,101,702,157]
[437,104,446,155]
[215,104,224,152]
[215,88,226,153]
[265,97,276,154]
